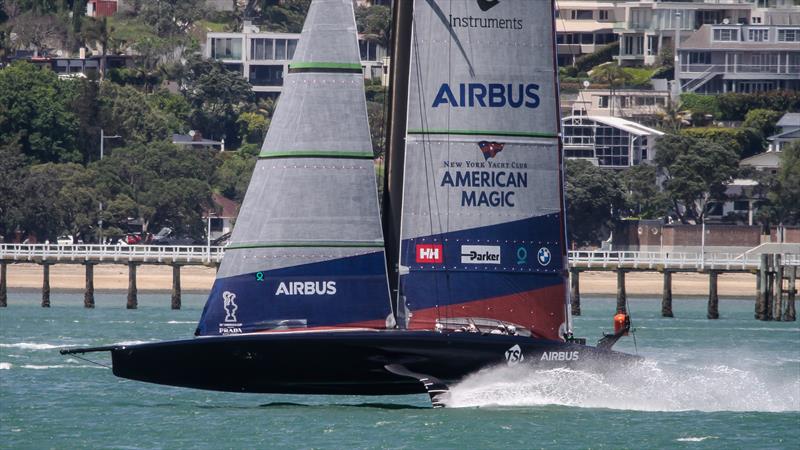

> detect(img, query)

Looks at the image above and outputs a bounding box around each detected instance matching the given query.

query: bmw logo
[537,247,551,266]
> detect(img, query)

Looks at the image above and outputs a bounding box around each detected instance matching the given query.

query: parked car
[150,227,199,246]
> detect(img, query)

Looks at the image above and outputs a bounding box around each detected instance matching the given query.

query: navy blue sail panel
[196,0,392,336]
[196,252,391,336]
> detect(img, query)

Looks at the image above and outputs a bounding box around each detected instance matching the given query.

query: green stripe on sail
[259,151,375,159]
[227,241,384,250]
[289,61,363,70]
[407,129,558,139]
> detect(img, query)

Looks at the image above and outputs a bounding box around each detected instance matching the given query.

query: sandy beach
[1,263,756,296]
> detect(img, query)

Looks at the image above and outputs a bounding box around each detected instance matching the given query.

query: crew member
[613,309,630,336]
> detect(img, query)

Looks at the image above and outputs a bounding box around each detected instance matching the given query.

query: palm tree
[657,99,691,133]
[589,62,633,117]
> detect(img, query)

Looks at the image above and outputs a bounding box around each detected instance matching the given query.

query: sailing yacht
[63,0,636,408]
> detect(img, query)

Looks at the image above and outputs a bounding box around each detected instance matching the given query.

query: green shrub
[717,91,800,121]
[680,92,721,117]
[742,109,784,138]
[574,42,619,73]
[681,127,764,158]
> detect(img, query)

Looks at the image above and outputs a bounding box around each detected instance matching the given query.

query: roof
[776,113,800,129]
[562,115,665,137]
[556,20,613,33]
[680,25,800,51]
[204,194,240,219]
[172,133,222,147]
[739,151,781,169]
[767,128,800,142]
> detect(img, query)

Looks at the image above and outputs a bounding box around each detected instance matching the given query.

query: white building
[567,88,671,124]
[206,25,387,97]
[562,115,664,168]
[555,1,623,66]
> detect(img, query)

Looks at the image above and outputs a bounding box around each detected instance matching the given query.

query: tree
[237,111,268,144]
[7,12,66,56]
[95,142,218,237]
[214,151,255,202]
[81,16,111,78]
[0,139,27,240]
[742,108,783,141]
[621,164,669,219]
[767,141,800,226]
[179,57,254,147]
[0,61,80,163]
[137,0,206,38]
[589,62,633,117]
[356,4,391,48]
[98,81,171,147]
[260,0,310,33]
[565,159,626,247]
[654,134,740,224]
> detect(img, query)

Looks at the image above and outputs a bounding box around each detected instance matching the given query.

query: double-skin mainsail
[393,0,569,340]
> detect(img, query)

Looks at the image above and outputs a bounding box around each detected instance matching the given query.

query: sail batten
[196,0,392,336]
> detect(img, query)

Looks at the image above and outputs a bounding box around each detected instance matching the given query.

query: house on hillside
[561,115,663,168]
[740,112,799,174]
[203,194,240,245]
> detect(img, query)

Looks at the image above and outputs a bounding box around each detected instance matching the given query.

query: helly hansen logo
[461,245,501,264]
[416,244,444,263]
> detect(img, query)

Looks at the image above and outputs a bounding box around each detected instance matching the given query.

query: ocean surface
[1,291,798,449]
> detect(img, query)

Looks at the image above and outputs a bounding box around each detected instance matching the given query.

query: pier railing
[1,245,797,270]
[0,244,224,265]
[569,250,799,271]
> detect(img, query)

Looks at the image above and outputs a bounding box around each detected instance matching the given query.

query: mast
[382,0,414,321]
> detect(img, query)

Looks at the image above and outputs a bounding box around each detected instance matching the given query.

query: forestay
[397,0,568,340]
[196,0,392,336]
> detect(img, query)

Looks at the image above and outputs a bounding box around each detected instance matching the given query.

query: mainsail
[397,0,568,340]
[196,0,392,336]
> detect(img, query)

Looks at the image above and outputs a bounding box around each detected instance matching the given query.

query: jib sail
[397,0,568,340]
[196,0,392,336]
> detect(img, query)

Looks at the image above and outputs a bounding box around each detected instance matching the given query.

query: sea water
[1,291,798,449]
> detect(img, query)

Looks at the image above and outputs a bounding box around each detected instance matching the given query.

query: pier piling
[616,269,626,313]
[773,255,783,321]
[570,268,580,316]
[171,264,181,310]
[756,254,769,320]
[784,266,796,322]
[707,271,719,319]
[0,262,7,307]
[84,263,95,308]
[126,262,138,309]
[661,271,673,317]
[41,263,51,308]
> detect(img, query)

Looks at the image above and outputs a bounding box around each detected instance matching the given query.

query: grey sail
[397,0,569,340]
[197,0,392,336]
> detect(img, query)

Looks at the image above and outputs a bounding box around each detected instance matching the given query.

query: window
[599,10,609,21]
[250,38,274,60]
[647,35,659,56]
[598,96,609,108]
[580,33,594,44]
[287,39,298,60]
[623,35,644,55]
[571,10,593,20]
[778,29,799,42]
[686,52,711,65]
[275,39,287,59]
[210,218,224,232]
[713,28,739,41]
[211,38,242,59]
[748,29,769,42]
[249,65,284,86]
[752,17,761,24]
[733,201,749,211]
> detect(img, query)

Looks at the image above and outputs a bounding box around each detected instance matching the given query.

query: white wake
[448,359,800,412]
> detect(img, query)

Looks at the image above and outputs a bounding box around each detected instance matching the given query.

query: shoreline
[1,263,757,297]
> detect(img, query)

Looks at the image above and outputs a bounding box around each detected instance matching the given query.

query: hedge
[681,91,800,121]
[574,42,620,73]
[681,127,764,158]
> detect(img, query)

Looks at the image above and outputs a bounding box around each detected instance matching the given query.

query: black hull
[103,331,638,396]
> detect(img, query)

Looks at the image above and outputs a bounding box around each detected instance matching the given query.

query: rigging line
[624,294,638,354]
[423,0,475,77]
[69,353,111,369]
[411,12,442,322]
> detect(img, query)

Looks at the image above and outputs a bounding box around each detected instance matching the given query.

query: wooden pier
[0,245,797,321]
[569,251,799,321]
